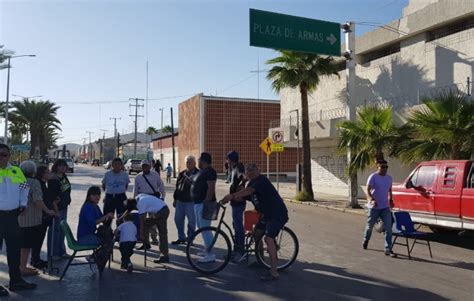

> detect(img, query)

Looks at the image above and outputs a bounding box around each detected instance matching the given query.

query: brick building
[178,94,299,174]
[151,133,179,170]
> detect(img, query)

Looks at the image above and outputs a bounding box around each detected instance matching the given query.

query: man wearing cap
[222,163,289,281]
[134,160,165,246]
[0,144,37,297]
[226,151,247,261]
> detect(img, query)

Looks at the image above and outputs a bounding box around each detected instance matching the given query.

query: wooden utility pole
[170,107,176,178]
[129,98,144,157]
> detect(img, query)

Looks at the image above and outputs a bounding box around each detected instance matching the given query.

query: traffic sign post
[250,9,341,56]
[260,137,273,156]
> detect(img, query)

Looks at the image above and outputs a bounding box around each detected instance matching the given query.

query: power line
[217,74,257,95]
[355,21,464,55]
[53,93,197,105]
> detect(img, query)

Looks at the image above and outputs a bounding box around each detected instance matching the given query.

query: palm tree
[337,105,402,206]
[395,91,474,162]
[0,45,14,70]
[10,99,61,156]
[161,125,173,135]
[267,50,339,200]
[145,126,158,136]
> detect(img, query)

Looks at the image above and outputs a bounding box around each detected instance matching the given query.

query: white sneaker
[197,253,216,263]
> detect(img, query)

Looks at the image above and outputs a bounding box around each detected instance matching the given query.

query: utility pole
[129,98,144,157]
[159,107,164,158]
[170,107,176,178]
[86,131,93,162]
[100,129,108,164]
[110,117,121,159]
[343,22,359,208]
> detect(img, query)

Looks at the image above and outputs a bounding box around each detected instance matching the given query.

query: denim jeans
[174,201,196,241]
[194,203,212,250]
[231,203,246,253]
[363,207,393,251]
[48,208,67,257]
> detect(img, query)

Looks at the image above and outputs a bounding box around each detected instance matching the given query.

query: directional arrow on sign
[326,33,337,45]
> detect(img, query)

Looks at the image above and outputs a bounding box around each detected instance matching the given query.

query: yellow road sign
[260,137,273,156]
[271,143,284,152]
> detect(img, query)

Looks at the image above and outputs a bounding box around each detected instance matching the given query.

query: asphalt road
[1,164,473,301]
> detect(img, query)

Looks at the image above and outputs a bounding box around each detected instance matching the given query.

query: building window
[361,42,400,64]
[427,17,474,42]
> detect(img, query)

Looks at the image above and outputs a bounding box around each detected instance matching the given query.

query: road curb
[284,198,367,216]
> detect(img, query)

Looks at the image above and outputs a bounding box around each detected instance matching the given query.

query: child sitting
[116,214,138,273]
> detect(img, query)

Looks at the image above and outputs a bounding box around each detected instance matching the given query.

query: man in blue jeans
[171,155,199,245]
[226,151,247,261]
[363,160,396,257]
[191,152,217,263]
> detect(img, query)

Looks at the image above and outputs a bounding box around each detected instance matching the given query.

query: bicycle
[186,203,299,275]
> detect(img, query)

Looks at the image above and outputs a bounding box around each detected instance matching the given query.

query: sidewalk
[212,177,368,216]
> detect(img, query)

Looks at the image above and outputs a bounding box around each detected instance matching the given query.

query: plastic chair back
[60,220,78,250]
[394,211,416,233]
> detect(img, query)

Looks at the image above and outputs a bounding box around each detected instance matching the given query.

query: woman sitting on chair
[77,186,114,246]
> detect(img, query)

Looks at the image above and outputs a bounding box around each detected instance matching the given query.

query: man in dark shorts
[222,163,288,281]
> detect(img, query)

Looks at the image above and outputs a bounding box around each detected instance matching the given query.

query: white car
[103,161,111,169]
[124,159,142,174]
[65,158,74,173]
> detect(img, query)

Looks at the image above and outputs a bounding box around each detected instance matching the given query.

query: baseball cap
[226,151,239,162]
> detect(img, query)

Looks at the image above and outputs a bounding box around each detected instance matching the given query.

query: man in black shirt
[171,155,199,245]
[191,152,217,263]
[222,163,288,281]
[226,151,247,260]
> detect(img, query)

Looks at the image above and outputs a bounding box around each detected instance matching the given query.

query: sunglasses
[380,165,389,169]
[0,153,10,157]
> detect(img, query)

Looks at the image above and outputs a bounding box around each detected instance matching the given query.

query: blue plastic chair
[392,211,433,259]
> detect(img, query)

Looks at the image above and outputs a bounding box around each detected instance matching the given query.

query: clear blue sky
[0,0,408,145]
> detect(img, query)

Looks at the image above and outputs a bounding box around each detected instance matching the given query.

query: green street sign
[11,144,30,152]
[250,9,341,56]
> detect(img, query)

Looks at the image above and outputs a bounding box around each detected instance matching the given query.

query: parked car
[65,158,74,173]
[103,161,111,169]
[392,160,474,232]
[124,159,142,174]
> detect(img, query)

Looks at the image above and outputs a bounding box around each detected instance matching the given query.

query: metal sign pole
[277,152,279,191]
[267,154,270,178]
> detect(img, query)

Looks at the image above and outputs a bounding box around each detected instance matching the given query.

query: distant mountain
[100,129,178,144]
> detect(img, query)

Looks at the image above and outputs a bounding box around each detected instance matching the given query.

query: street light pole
[3,54,36,145]
[290,109,301,192]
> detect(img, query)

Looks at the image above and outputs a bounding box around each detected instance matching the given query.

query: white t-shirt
[136,193,167,215]
[117,221,137,243]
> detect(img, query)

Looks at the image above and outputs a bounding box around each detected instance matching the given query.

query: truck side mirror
[406,180,414,189]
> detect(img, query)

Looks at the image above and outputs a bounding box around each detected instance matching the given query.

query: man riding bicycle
[221,163,288,281]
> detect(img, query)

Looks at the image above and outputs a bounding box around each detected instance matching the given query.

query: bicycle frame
[208,204,258,261]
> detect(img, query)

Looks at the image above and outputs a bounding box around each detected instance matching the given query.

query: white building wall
[279,0,474,198]
[153,147,179,173]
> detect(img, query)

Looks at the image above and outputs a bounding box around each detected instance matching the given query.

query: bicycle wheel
[255,226,299,271]
[186,226,232,275]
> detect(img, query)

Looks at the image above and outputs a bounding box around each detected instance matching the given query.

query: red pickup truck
[392,160,474,231]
